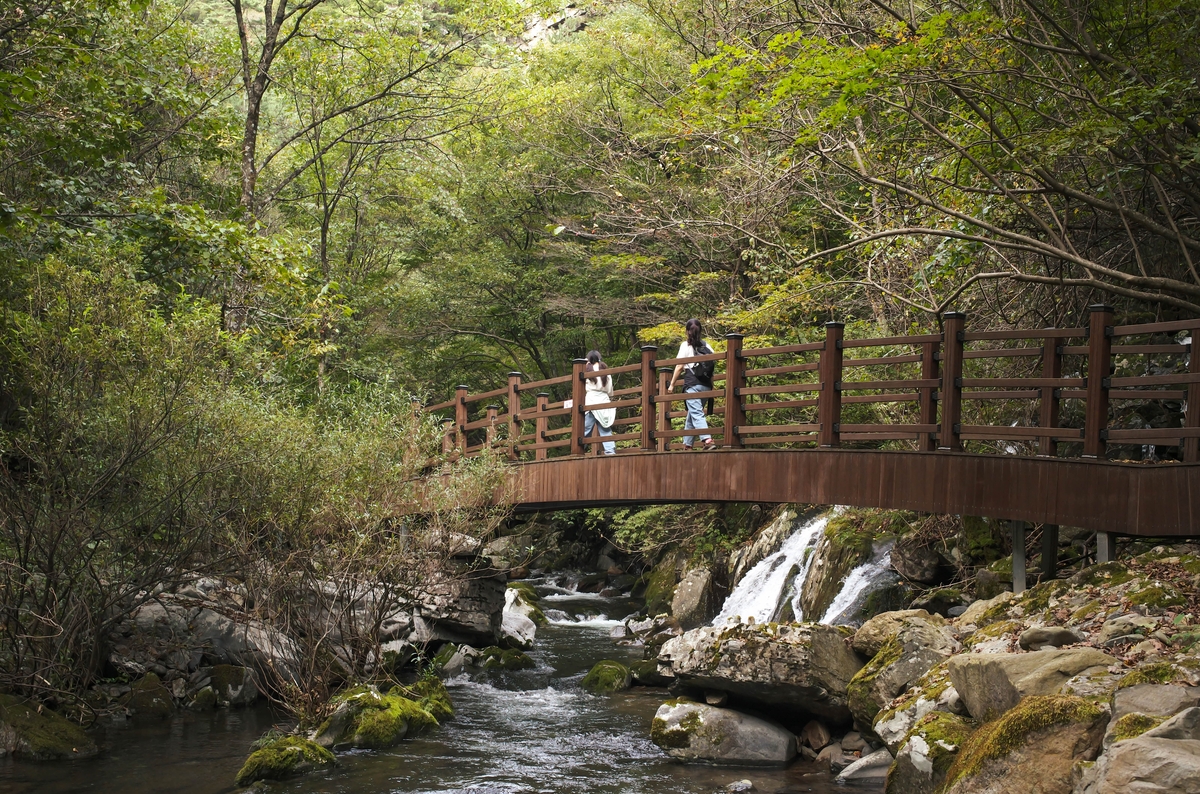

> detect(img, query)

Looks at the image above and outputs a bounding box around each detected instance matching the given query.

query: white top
[677,340,703,369]
[584,367,613,406]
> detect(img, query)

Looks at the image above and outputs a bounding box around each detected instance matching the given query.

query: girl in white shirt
[584,350,616,455]
[667,318,715,450]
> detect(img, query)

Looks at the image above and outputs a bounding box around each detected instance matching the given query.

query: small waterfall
[819,540,898,626]
[712,513,828,625]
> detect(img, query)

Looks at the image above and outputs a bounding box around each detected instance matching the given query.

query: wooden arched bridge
[422,307,1200,540]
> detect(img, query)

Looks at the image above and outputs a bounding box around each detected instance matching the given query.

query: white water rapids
[713,508,896,627]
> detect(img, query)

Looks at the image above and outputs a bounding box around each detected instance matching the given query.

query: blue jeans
[584,410,616,454]
[683,383,711,447]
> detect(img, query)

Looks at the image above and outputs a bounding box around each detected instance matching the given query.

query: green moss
[508,581,538,601]
[507,582,548,625]
[1072,562,1134,588]
[234,736,334,787]
[479,646,535,671]
[644,559,678,616]
[581,660,632,694]
[1178,556,1200,575]
[902,711,975,776]
[125,672,173,721]
[403,677,454,722]
[1117,662,1182,690]
[943,696,1103,790]
[960,516,1005,565]
[0,694,97,760]
[848,636,903,723]
[190,686,217,711]
[1071,601,1102,622]
[1020,579,1070,613]
[1109,712,1165,743]
[965,620,1021,647]
[988,556,1014,576]
[1128,585,1186,609]
[353,694,437,748]
[431,643,458,668]
[874,661,953,730]
[650,707,702,749]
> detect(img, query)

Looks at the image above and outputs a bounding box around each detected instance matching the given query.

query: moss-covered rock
[630,658,671,687]
[124,672,173,721]
[942,695,1106,794]
[1127,583,1187,610]
[1107,712,1166,744]
[848,618,961,734]
[235,736,334,787]
[506,582,547,626]
[400,677,454,723]
[209,664,259,707]
[644,558,678,617]
[886,711,975,794]
[0,694,98,760]
[799,512,878,619]
[1117,661,1190,690]
[581,660,632,694]
[311,686,439,750]
[189,686,217,711]
[478,646,535,671]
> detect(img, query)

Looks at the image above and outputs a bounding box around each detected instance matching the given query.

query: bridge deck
[507,450,1200,535]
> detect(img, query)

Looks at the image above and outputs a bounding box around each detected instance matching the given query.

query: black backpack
[693,341,715,386]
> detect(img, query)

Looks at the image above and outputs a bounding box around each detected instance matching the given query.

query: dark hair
[586,349,609,383]
[685,318,703,351]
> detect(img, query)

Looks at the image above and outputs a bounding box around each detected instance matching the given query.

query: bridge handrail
[421,309,1199,464]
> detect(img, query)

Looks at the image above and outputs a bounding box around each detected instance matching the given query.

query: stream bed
[0,592,881,794]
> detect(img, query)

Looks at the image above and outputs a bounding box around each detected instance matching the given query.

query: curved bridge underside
[505,450,1200,536]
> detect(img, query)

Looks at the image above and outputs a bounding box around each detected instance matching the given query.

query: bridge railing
[420,306,1200,463]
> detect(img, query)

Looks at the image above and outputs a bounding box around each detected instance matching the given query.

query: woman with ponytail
[667,319,716,450]
[583,349,616,455]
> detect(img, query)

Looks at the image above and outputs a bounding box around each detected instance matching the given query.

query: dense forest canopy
[0,0,1197,697]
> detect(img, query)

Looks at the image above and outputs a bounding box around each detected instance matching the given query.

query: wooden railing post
[1185,334,1199,462]
[534,392,549,461]
[1039,332,1062,457]
[939,312,965,450]
[818,322,844,447]
[640,346,657,452]
[724,334,746,449]
[485,404,499,449]
[571,358,586,456]
[919,340,939,452]
[1084,304,1113,459]
[454,385,468,453]
[657,369,670,452]
[507,372,522,461]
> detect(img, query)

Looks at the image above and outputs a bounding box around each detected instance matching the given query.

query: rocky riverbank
[636,545,1200,793]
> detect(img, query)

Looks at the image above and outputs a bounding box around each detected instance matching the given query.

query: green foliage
[234,736,335,787]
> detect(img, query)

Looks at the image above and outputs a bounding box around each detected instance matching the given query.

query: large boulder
[658,622,864,723]
[311,686,439,750]
[124,672,174,721]
[500,588,537,650]
[208,664,260,707]
[891,537,943,584]
[671,565,715,629]
[848,617,961,731]
[885,711,974,794]
[836,748,892,782]
[873,662,968,754]
[1111,684,1200,721]
[0,694,98,760]
[1075,708,1200,794]
[947,649,1117,720]
[235,736,334,787]
[852,609,943,657]
[413,568,507,647]
[581,660,632,694]
[651,700,796,766]
[941,695,1107,794]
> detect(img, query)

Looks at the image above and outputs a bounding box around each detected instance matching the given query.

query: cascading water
[819,540,898,625]
[712,512,828,625]
[714,508,898,628]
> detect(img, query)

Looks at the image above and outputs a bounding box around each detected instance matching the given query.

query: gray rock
[650,701,796,766]
[886,711,973,794]
[840,730,866,752]
[947,648,1117,720]
[1076,736,1200,793]
[847,618,960,731]
[974,569,1008,601]
[500,589,537,650]
[1019,626,1084,651]
[852,609,942,657]
[724,781,756,792]
[1096,614,1158,644]
[1145,707,1200,740]
[955,591,1015,627]
[835,748,892,781]
[1112,684,1200,721]
[658,623,864,722]
[671,566,715,629]
[815,741,844,770]
[892,539,942,584]
[800,719,831,750]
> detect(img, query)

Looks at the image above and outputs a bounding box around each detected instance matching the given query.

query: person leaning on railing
[584,350,617,455]
[668,319,716,451]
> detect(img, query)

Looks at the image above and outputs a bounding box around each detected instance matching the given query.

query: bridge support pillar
[1041,524,1059,580]
[1096,531,1116,563]
[1011,521,1027,594]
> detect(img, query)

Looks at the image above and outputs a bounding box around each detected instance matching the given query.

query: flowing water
[0,590,880,794]
[711,514,828,626]
[819,542,898,626]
